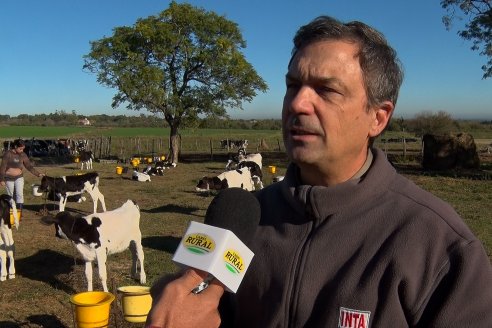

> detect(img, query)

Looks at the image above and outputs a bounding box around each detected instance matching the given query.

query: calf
[39,172,106,213]
[79,150,94,170]
[236,161,264,189]
[273,176,285,183]
[196,167,255,192]
[132,170,151,182]
[226,152,262,171]
[0,194,19,281]
[40,199,145,292]
[144,161,177,176]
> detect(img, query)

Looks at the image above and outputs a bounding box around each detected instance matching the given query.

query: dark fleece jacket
[221,148,492,328]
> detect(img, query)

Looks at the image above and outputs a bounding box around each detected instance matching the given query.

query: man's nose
[288,86,315,115]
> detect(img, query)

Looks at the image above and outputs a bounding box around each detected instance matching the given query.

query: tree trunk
[169,124,180,164]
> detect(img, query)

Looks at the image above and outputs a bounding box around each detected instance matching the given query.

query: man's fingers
[199,278,225,299]
[179,269,213,291]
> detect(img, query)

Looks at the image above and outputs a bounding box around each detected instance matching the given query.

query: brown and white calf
[41,199,145,291]
[196,167,255,192]
[39,172,106,213]
[0,194,19,281]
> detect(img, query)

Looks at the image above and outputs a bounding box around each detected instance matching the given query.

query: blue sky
[1,0,491,120]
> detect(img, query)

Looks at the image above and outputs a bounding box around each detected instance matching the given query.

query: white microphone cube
[172,221,254,293]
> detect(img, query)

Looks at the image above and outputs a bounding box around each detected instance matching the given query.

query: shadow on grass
[23,203,89,216]
[0,314,69,328]
[141,203,201,215]
[143,235,181,254]
[27,314,69,328]
[15,249,79,294]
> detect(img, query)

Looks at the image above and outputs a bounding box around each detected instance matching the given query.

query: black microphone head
[204,188,261,246]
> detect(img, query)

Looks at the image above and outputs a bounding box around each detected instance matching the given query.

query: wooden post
[152,138,155,159]
[210,139,213,160]
[403,136,407,159]
[99,137,103,159]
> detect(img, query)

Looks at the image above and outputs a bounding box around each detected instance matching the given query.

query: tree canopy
[441,0,492,79]
[83,1,268,162]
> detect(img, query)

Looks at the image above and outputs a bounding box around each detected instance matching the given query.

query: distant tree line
[0,110,282,130]
[0,110,490,135]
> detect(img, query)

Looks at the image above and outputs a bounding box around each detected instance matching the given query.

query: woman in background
[0,139,44,216]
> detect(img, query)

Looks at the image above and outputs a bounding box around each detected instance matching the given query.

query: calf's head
[41,212,102,247]
[39,176,52,192]
[196,177,228,192]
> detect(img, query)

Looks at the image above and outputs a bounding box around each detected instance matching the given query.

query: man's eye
[316,87,341,96]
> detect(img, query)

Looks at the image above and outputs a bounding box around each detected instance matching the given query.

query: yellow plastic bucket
[160,155,166,161]
[146,157,152,164]
[70,291,115,328]
[115,166,123,175]
[268,165,277,174]
[74,157,80,163]
[117,286,152,323]
[9,209,21,225]
[131,159,139,168]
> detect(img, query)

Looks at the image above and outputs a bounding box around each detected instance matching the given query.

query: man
[146,16,492,327]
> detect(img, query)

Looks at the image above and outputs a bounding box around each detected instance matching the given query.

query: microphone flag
[172,221,254,293]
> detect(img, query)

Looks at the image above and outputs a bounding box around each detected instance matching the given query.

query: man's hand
[146,269,225,328]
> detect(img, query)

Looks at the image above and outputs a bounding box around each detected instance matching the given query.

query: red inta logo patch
[338,307,371,328]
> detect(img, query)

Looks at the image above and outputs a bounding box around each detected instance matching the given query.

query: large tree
[83,1,268,163]
[441,0,492,79]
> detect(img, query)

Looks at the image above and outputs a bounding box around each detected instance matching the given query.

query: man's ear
[369,101,394,138]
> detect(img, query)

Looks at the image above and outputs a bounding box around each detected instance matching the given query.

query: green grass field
[0,125,490,327]
[0,151,489,327]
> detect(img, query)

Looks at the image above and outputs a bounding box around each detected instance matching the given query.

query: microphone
[172,188,261,293]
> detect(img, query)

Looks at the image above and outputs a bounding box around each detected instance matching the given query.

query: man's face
[282,40,380,183]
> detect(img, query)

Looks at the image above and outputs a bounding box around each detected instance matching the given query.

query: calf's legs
[0,228,16,281]
[130,240,146,284]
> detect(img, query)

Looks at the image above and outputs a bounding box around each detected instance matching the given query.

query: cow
[236,161,264,189]
[0,194,19,281]
[196,167,255,192]
[273,176,285,183]
[143,161,177,176]
[226,151,263,171]
[40,199,145,292]
[39,172,106,213]
[47,189,86,203]
[220,139,248,150]
[79,150,94,170]
[132,170,151,182]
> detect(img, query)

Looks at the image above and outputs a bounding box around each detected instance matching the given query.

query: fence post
[99,137,103,159]
[210,139,213,160]
[402,137,407,160]
[108,136,112,158]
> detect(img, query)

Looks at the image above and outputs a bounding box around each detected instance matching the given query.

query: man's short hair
[290,16,404,109]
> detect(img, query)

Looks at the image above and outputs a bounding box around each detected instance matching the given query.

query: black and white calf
[132,170,151,182]
[196,167,255,192]
[41,199,146,292]
[0,194,19,281]
[79,150,94,170]
[143,161,177,176]
[226,151,262,171]
[39,172,106,213]
[236,161,264,189]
